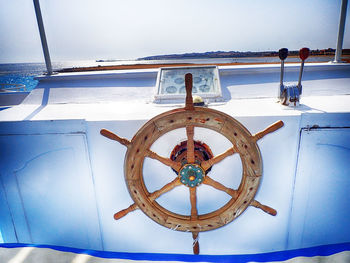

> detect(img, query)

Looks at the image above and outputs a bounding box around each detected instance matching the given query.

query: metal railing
[0,83,27,93]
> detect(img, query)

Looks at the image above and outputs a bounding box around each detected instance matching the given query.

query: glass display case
[154,66,222,103]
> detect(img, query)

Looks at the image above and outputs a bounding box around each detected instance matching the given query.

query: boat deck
[1,63,349,121]
[0,62,350,257]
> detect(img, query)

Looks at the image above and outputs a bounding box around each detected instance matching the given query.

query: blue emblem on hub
[179,164,205,187]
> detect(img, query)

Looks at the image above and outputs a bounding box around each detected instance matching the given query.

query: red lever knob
[299,47,310,61]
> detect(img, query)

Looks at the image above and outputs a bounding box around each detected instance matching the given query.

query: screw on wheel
[100,73,283,254]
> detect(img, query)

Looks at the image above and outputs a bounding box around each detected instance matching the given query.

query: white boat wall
[0,62,350,262]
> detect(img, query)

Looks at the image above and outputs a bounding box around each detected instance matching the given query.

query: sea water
[0,56,333,92]
[0,61,106,91]
[0,63,49,91]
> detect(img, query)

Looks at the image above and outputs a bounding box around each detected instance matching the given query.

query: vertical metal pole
[334,0,348,63]
[33,0,53,75]
[280,60,285,87]
[297,61,305,90]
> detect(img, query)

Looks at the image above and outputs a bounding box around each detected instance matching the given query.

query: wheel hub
[170,140,214,173]
[179,163,205,187]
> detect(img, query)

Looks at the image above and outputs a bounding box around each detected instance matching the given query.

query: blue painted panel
[0,176,17,243]
[0,131,103,250]
[288,128,350,248]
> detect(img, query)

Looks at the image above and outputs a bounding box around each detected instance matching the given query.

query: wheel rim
[125,107,262,232]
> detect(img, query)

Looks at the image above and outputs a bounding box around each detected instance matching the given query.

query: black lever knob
[279,48,288,60]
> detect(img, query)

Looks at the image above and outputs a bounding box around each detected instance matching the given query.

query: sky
[0,0,349,63]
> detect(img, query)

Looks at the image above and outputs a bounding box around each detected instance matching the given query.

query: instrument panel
[155,66,221,102]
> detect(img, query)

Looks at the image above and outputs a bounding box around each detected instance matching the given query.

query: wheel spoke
[253,120,284,142]
[185,73,194,111]
[203,176,238,199]
[114,178,181,220]
[114,203,138,220]
[189,187,198,219]
[146,149,182,172]
[189,186,199,255]
[201,146,236,171]
[100,129,130,147]
[192,232,200,255]
[149,177,182,201]
[250,200,277,216]
[186,125,195,163]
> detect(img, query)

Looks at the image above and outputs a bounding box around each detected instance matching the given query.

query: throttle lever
[278,48,288,103]
[279,48,288,85]
[277,47,309,106]
[297,47,310,93]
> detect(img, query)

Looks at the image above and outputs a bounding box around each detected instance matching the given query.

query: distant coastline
[136,48,348,61]
[93,48,350,63]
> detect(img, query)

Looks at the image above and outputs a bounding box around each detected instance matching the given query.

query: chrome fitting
[279,84,302,106]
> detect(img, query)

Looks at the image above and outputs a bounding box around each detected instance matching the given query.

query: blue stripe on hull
[1,242,350,262]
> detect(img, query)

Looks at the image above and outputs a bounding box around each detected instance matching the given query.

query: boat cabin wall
[0,64,350,254]
[1,113,350,254]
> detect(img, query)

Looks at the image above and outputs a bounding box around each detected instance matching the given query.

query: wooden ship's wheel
[101,73,283,254]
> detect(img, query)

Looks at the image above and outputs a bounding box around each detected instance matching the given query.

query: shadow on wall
[24,86,50,120]
[37,76,157,88]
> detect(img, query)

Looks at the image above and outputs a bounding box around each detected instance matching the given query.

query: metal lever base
[279,84,302,106]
